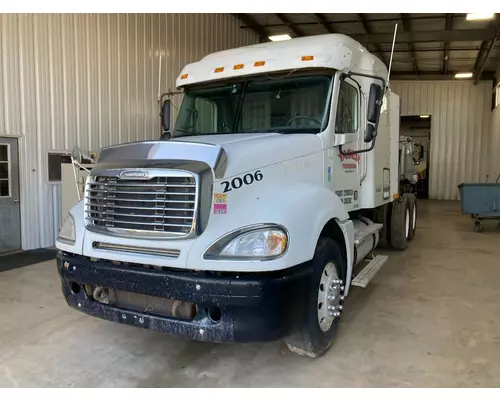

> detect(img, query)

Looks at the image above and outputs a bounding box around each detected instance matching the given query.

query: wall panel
[391,81,493,200]
[0,13,258,250]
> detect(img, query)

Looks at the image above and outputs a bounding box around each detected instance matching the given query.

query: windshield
[173,74,332,137]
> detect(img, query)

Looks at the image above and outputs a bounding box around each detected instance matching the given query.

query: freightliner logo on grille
[119,170,149,179]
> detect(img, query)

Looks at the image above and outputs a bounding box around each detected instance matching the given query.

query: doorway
[400,116,431,199]
[0,137,21,253]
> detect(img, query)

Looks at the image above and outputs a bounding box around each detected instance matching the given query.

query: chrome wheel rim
[412,203,417,231]
[405,209,410,239]
[317,261,343,332]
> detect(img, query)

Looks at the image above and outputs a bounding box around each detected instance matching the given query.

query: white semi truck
[56,34,417,358]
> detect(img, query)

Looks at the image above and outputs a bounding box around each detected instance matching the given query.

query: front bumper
[56,252,311,343]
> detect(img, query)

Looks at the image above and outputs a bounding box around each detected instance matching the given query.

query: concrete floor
[2,200,500,387]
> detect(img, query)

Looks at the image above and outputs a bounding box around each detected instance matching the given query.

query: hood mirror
[160,99,171,140]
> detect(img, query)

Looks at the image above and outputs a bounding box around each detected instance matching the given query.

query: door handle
[14,199,19,203]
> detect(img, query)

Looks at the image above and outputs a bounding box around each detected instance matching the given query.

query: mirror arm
[339,135,377,156]
[337,72,386,156]
[344,72,386,93]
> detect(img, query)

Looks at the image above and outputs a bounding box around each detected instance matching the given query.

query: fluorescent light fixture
[420,115,430,118]
[455,72,473,79]
[269,34,291,42]
[466,13,495,21]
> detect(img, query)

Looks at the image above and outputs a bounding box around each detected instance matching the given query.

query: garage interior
[1,12,500,387]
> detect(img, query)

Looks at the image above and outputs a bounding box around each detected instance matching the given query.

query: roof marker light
[233,64,244,70]
[301,56,314,61]
[254,61,266,67]
[180,73,188,79]
[214,67,224,73]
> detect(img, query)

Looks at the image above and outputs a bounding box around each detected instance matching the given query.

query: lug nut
[328,305,336,310]
[334,312,341,317]
[340,296,345,300]
[340,286,345,291]
[338,305,343,310]
[329,311,335,316]
[328,295,336,300]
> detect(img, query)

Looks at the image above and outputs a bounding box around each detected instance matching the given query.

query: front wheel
[285,237,346,358]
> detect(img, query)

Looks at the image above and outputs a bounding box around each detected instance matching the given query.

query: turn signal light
[180,73,188,79]
[393,194,400,199]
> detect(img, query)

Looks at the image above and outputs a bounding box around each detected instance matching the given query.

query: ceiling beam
[358,14,388,66]
[474,16,500,83]
[377,46,500,53]
[392,71,495,81]
[342,29,498,45]
[314,13,334,33]
[231,14,269,42]
[400,13,419,75]
[473,42,488,74]
[240,14,468,29]
[474,27,500,84]
[443,14,452,74]
[275,14,304,37]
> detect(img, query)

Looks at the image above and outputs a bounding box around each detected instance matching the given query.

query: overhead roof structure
[232,13,500,82]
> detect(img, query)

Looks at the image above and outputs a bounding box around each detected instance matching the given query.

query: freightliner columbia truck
[56,34,417,358]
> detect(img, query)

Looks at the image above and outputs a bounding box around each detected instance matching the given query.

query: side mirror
[162,99,171,133]
[367,83,383,124]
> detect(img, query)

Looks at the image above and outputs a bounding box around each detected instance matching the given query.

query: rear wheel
[390,196,410,250]
[406,194,417,240]
[285,237,346,358]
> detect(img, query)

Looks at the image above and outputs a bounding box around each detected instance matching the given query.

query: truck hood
[96,133,322,179]
[172,133,322,178]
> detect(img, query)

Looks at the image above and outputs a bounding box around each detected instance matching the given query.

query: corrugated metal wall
[391,81,493,200]
[490,105,500,179]
[0,13,258,250]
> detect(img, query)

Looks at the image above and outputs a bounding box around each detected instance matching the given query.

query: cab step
[351,255,388,288]
[354,223,383,245]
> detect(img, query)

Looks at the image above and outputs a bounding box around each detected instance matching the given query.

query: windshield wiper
[238,129,285,134]
[174,128,196,135]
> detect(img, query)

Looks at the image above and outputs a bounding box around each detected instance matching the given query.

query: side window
[335,80,359,133]
[0,144,10,197]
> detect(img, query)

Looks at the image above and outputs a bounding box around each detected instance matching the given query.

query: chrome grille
[85,170,197,237]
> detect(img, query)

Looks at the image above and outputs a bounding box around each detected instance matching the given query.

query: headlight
[57,214,76,244]
[204,225,288,260]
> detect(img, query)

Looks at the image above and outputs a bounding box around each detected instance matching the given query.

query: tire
[285,237,346,358]
[390,196,410,250]
[373,203,392,248]
[406,194,417,241]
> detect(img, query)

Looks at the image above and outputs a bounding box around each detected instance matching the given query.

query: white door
[0,138,21,253]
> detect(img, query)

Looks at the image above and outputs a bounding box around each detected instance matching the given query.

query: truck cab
[56,34,416,358]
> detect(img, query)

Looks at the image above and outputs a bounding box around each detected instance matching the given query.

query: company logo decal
[338,150,359,173]
[338,151,361,163]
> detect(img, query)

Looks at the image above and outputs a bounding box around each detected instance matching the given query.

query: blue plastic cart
[458,175,500,232]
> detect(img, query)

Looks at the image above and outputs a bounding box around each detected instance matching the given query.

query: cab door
[326,75,362,211]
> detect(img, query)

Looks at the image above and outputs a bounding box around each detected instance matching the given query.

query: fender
[187,180,354,274]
